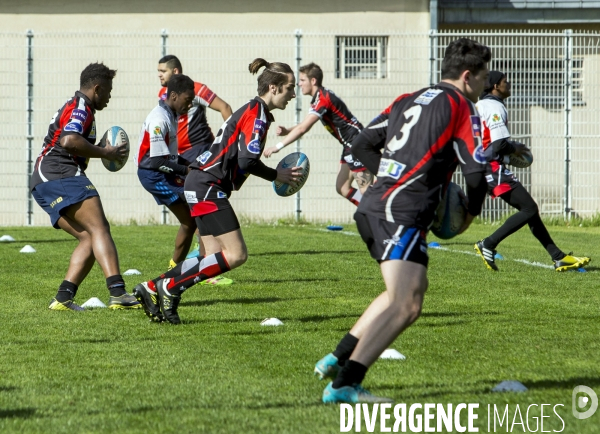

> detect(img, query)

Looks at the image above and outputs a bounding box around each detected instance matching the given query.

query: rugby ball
[504,148,533,168]
[431,182,467,239]
[99,126,130,172]
[272,152,310,197]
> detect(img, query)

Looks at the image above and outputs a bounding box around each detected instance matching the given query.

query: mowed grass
[0,222,599,433]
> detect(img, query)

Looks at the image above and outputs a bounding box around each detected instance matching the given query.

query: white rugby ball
[99,126,130,172]
[505,148,533,168]
[272,152,310,197]
[431,182,467,240]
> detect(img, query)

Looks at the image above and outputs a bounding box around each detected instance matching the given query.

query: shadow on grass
[0,408,36,419]
[295,313,362,323]
[238,277,341,284]
[182,297,283,307]
[10,239,73,244]
[0,386,18,392]
[523,377,600,390]
[252,250,361,257]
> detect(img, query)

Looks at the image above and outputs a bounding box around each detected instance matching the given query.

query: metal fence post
[428,29,437,87]
[161,29,169,225]
[27,30,34,226]
[294,29,302,221]
[564,29,573,220]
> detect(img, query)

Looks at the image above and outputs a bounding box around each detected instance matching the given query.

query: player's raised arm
[209,95,233,121]
[264,114,319,157]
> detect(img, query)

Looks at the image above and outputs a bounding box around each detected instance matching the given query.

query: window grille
[335,36,388,79]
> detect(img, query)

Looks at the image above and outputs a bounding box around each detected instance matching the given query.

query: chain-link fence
[1,29,599,226]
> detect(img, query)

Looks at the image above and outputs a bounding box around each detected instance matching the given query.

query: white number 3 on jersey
[387,105,422,153]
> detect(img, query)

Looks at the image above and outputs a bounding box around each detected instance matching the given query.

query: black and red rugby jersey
[355,82,487,226]
[159,81,216,154]
[190,97,273,195]
[309,87,363,146]
[31,91,97,190]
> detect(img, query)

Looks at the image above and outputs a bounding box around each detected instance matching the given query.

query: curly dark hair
[80,62,117,89]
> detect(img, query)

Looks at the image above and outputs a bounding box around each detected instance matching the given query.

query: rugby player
[31,62,140,311]
[133,58,302,324]
[474,71,590,272]
[263,63,372,206]
[316,38,491,403]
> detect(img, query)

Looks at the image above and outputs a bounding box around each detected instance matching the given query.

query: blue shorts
[31,176,99,229]
[137,168,185,206]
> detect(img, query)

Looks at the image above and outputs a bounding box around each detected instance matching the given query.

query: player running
[316,38,490,403]
[133,58,303,324]
[157,56,235,286]
[136,74,197,269]
[31,62,140,311]
[263,63,373,206]
[473,71,590,272]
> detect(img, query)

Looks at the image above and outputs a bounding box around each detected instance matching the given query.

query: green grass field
[0,222,598,433]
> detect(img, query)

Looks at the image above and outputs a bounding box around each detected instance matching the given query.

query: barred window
[336,36,388,79]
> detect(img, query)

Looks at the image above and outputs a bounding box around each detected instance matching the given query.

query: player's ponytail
[249,58,294,96]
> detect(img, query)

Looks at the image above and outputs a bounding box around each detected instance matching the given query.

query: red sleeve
[194,82,216,106]
[452,95,486,175]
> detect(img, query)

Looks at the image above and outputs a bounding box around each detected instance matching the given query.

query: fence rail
[0,29,598,226]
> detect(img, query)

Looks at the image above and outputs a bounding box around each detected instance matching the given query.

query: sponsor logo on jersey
[85,184,96,190]
[184,190,198,203]
[414,89,443,105]
[175,177,184,186]
[217,191,227,199]
[485,174,494,183]
[470,116,482,140]
[377,158,406,179]
[71,109,88,123]
[64,121,83,134]
[49,196,63,208]
[383,234,401,246]
[153,126,162,135]
[197,151,212,165]
[473,144,486,164]
[492,113,500,122]
[253,119,266,136]
[247,139,261,154]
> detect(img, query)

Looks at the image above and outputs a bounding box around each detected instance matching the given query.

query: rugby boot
[108,293,142,310]
[132,282,164,322]
[322,382,393,404]
[554,253,591,272]
[156,278,181,325]
[48,298,85,312]
[314,353,341,380]
[474,240,498,271]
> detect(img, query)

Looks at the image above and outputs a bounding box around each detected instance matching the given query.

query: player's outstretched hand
[104,144,129,162]
[276,126,289,136]
[263,146,279,158]
[276,166,303,187]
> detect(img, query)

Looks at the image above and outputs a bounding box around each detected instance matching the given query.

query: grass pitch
[0,222,598,433]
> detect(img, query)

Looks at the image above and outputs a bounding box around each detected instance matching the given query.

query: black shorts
[486,161,521,198]
[180,143,212,166]
[195,208,240,237]
[355,211,429,267]
[184,169,232,217]
[340,146,367,172]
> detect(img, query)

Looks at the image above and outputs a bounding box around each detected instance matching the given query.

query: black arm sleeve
[490,138,516,157]
[147,155,188,177]
[351,137,385,175]
[463,172,488,216]
[239,157,278,182]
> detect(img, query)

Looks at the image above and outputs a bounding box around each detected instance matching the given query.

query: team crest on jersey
[247,139,261,154]
[473,144,486,164]
[217,191,227,199]
[253,119,266,136]
[197,151,212,165]
[414,89,443,105]
[492,114,500,122]
[377,158,405,180]
[184,191,198,204]
[153,126,161,135]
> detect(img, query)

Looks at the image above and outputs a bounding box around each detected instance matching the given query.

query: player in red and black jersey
[263,63,373,207]
[157,55,234,283]
[30,63,140,311]
[317,39,491,403]
[133,58,302,324]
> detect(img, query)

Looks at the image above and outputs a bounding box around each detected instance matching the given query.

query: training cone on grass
[260,318,284,326]
[123,269,142,275]
[0,235,15,242]
[492,380,528,393]
[20,245,36,253]
[81,297,107,309]
[380,349,406,360]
